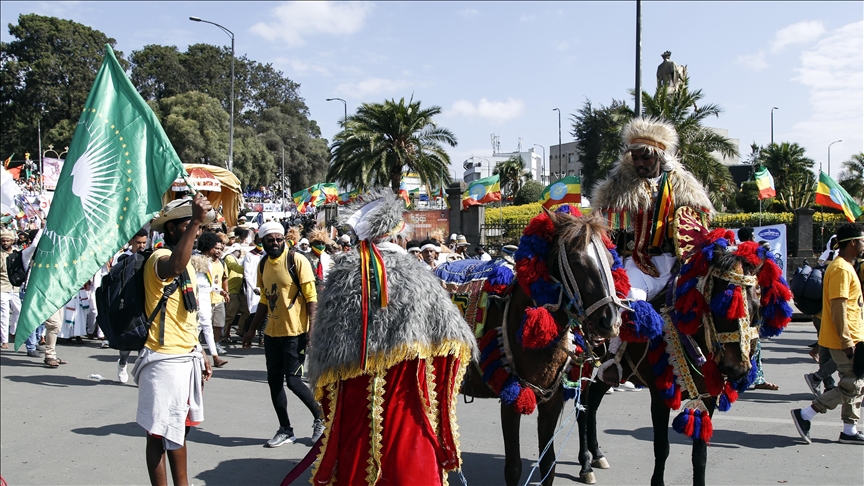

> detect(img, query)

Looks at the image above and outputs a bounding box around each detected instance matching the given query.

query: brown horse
[449,209,625,486]
[576,236,792,486]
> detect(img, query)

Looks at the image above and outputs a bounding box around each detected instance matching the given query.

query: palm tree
[493,155,531,200]
[327,97,456,193]
[639,78,738,210]
[838,152,864,204]
[757,142,816,211]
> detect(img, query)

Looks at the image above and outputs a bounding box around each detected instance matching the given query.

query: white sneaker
[619,381,641,391]
[117,360,128,383]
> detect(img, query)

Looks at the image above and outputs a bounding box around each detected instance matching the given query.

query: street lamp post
[190,16,234,173]
[326,98,347,125]
[552,108,562,180]
[827,140,842,177]
[770,107,779,145]
[635,0,642,115]
[533,144,545,184]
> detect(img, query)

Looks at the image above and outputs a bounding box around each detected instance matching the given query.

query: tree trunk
[391,171,401,195]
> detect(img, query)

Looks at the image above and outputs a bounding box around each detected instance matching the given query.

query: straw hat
[151,198,215,232]
[455,235,469,247]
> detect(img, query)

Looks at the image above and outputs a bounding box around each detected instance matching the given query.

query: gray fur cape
[308,245,478,394]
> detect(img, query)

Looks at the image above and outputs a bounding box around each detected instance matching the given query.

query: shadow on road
[194,457,293,486]
[604,426,797,450]
[209,368,268,383]
[71,421,264,448]
[5,374,101,387]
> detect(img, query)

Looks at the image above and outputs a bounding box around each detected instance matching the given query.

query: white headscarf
[258,221,284,240]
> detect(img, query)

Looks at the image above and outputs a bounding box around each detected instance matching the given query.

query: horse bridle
[700,263,760,362]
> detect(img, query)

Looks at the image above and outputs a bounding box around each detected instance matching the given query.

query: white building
[462,148,546,184]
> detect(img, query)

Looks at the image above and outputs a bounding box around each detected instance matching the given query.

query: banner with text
[731,224,787,273]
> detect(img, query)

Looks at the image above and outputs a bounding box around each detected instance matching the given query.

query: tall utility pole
[827,140,842,177]
[553,108,562,179]
[770,107,779,145]
[635,0,642,115]
[190,17,235,172]
[326,98,348,125]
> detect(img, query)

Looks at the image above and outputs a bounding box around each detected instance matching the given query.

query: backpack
[95,249,178,351]
[258,248,305,309]
[789,260,826,316]
[5,250,27,287]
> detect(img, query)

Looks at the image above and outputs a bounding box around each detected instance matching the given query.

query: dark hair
[738,227,755,242]
[406,240,421,250]
[134,228,148,238]
[197,231,222,253]
[235,227,250,241]
[836,223,863,250]
[419,238,438,250]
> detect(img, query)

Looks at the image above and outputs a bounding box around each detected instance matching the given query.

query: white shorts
[624,253,676,302]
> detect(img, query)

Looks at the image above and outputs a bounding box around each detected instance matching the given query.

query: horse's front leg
[537,391,564,486]
[501,401,523,486]
[692,399,715,486]
[587,381,610,470]
[577,398,595,484]
[650,389,670,486]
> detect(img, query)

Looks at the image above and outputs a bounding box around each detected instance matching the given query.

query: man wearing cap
[131,195,214,486]
[592,117,714,304]
[0,228,25,351]
[792,223,864,445]
[242,221,324,447]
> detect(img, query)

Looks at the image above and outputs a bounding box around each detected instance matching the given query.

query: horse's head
[705,241,764,382]
[545,209,622,341]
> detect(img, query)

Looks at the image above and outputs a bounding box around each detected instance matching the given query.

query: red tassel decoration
[700,413,714,443]
[522,307,559,349]
[516,257,549,295]
[514,386,537,415]
[481,349,502,370]
[612,268,630,298]
[683,410,696,437]
[667,387,682,410]
[524,213,555,240]
[488,369,509,392]
[726,287,746,320]
[734,241,761,266]
[723,382,739,404]
[701,355,725,396]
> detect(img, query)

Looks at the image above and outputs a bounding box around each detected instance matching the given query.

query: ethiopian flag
[815,171,863,222]
[462,174,501,210]
[754,167,776,200]
[15,46,185,350]
[539,176,581,209]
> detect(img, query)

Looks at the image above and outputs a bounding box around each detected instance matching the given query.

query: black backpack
[789,260,826,316]
[5,250,27,287]
[95,249,178,351]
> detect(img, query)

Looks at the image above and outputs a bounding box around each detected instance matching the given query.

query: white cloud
[335,77,415,98]
[459,8,479,18]
[519,14,537,22]
[786,21,863,173]
[274,57,332,76]
[771,20,826,53]
[448,98,525,123]
[251,1,371,47]
[735,51,768,71]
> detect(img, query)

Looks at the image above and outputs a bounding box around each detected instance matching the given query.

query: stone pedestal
[446,182,483,252]
[791,207,815,258]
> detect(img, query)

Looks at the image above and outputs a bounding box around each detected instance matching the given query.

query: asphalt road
[1,321,862,486]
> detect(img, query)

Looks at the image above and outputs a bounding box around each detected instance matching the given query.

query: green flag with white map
[14,46,186,350]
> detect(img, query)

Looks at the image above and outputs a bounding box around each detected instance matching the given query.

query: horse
[437,208,626,486]
[575,230,793,486]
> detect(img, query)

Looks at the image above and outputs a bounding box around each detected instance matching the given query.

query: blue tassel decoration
[481,359,503,382]
[530,279,560,307]
[710,284,736,316]
[487,265,515,287]
[562,385,577,401]
[515,235,549,261]
[500,377,521,404]
[629,300,664,340]
[718,392,732,412]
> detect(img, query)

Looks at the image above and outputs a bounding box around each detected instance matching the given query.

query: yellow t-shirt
[258,250,317,337]
[210,258,225,304]
[144,248,200,354]
[224,254,244,295]
[818,257,864,350]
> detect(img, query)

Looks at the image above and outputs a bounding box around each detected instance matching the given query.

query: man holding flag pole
[15,45,214,486]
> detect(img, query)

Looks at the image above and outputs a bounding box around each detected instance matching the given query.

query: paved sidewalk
[1,322,862,485]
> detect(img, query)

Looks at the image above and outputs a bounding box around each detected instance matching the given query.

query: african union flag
[14,46,185,350]
[539,176,581,209]
[461,174,501,210]
[815,171,863,222]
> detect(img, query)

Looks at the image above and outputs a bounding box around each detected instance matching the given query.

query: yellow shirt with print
[224,254,244,294]
[258,249,317,337]
[818,257,864,350]
[143,248,200,354]
[210,258,225,304]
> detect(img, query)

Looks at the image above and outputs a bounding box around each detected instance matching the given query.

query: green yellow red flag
[815,171,863,222]
[539,175,581,209]
[461,174,501,210]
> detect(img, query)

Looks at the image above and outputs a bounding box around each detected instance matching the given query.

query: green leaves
[328,97,456,193]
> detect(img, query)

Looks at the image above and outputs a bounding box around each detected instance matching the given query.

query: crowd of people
[1,117,862,486]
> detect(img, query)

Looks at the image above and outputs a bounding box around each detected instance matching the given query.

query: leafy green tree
[152,91,229,166]
[129,44,188,100]
[513,180,545,206]
[232,126,276,190]
[0,14,127,157]
[756,142,816,211]
[838,152,864,204]
[735,181,761,213]
[493,156,531,200]
[571,99,630,198]
[328,97,456,193]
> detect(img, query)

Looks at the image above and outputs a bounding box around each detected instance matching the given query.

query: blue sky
[3,1,862,184]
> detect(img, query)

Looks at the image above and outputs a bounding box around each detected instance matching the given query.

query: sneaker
[619,381,641,391]
[215,344,227,355]
[839,431,864,444]
[26,350,41,358]
[266,428,296,447]
[118,361,128,383]
[101,340,110,349]
[36,344,46,352]
[804,373,822,397]
[311,419,325,442]
[605,387,615,395]
[791,409,812,444]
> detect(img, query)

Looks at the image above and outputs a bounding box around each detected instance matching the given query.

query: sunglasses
[263,237,285,244]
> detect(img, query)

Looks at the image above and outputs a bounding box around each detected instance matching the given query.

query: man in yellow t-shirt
[133,195,214,486]
[242,221,323,447]
[793,223,864,445]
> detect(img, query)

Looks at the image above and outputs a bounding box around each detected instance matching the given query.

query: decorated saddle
[435,259,515,338]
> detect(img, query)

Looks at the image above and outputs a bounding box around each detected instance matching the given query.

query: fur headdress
[339,188,408,243]
[591,117,714,216]
[307,226,333,246]
[285,226,302,247]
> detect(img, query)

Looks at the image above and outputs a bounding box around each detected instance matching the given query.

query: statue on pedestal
[656,51,687,92]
